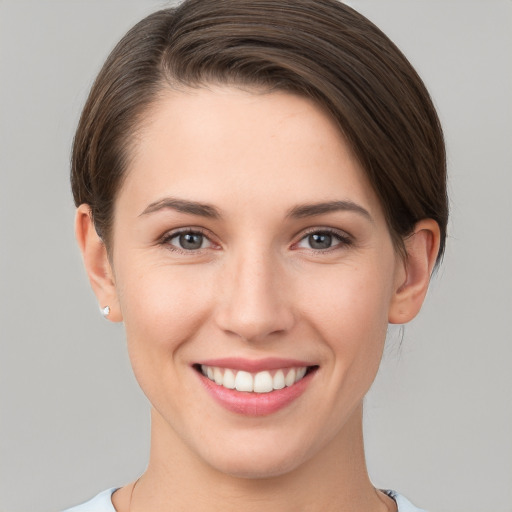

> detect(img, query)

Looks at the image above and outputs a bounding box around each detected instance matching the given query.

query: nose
[214,248,295,343]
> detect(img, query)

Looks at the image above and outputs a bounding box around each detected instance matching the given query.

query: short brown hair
[71,0,448,262]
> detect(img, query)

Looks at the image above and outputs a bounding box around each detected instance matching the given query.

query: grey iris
[309,233,332,249]
[180,233,203,250]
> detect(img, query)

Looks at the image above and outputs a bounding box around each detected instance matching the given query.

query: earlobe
[388,219,441,324]
[75,204,122,322]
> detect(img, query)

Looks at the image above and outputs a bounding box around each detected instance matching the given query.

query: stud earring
[101,305,111,317]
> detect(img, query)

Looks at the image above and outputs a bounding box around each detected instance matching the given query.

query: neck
[126,404,392,512]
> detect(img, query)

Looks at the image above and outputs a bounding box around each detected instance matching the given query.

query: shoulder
[62,488,118,512]
[384,490,428,512]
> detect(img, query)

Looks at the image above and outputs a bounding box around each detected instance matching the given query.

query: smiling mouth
[195,364,318,393]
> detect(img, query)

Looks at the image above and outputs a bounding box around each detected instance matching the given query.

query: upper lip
[195,357,316,373]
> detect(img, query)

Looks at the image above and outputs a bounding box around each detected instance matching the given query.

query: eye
[164,230,213,251]
[295,229,352,251]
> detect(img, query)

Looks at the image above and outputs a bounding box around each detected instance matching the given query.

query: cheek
[116,262,214,376]
[296,258,395,371]
[301,256,393,317]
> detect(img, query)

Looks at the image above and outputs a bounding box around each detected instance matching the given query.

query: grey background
[0,1,510,511]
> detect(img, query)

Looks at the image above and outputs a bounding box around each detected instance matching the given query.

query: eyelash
[293,228,353,252]
[159,227,218,254]
[159,227,353,254]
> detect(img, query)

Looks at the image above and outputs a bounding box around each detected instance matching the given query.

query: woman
[65,0,447,510]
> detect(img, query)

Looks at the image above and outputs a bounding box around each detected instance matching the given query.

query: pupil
[309,233,332,249]
[180,233,203,250]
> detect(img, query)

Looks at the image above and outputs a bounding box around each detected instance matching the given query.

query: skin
[76,86,440,512]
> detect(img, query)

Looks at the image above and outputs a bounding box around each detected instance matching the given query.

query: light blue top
[63,487,426,511]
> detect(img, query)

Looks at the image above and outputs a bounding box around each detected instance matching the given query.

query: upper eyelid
[160,226,213,240]
[159,227,218,250]
[292,227,353,250]
[295,226,353,242]
[158,226,353,248]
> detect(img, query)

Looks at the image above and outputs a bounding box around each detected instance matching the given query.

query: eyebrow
[287,200,373,222]
[139,197,372,222]
[139,198,221,219]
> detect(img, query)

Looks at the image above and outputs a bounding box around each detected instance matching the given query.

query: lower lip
[197,370,315,416]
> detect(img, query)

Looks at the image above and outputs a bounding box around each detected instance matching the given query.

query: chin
[202,439,312,480]
[216,457,302,480]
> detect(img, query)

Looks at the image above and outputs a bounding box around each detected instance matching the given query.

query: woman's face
[109,86,405,477]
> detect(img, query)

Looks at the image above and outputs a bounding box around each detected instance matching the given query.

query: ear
[75,204,122,322]
[388,219,441,324]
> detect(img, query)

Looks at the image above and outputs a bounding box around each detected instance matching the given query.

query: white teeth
[200,365,310,393]
[273,370,285,390]
[253,371,273,393]
[235,371,253,392]
[213,367,223,385]
[285,368,296,387]
[223,369,236,389]
[295,367,307,382]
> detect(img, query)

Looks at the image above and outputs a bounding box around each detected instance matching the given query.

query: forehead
[120,86,384,222]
